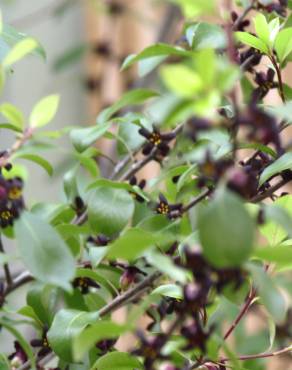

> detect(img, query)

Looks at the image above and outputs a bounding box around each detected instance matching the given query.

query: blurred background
[0,0,181,203]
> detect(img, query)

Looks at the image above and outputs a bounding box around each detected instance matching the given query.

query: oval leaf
[47,309,99,362]
[198,188,255,267]
[260,152,292,185]
[88,186,134,236]
[91,352,143,370]
[29,94,60,128]
[15,212,75,290]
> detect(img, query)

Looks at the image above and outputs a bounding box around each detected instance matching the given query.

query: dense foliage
[0,0,292,369]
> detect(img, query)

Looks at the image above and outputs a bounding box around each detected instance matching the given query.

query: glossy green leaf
[47,309,99,362]
[146,250,189,283]
[0,24,46,61]
[12,153,53,176]
[261,196,292,245]
[107,228,157,261]
[198,188,255,267]
[29,94,60,128]
[73,321,128,361]
[248,263,287,323]
[121,43,191,71]
[3,37,38,67]
[91,352,143,370]
[151,284,183,299]
[161,64,202,98]
[0,103,24,130]
[169,0,215,18]
[97,89,159,124]
[15,212,75,291]
[259,152,292,185]
[88,186,134,236]
[186,22,226,50]
[236,32,269,54]
[27,284,58,325]
[70,122,111,152]
[275,27,292,63]
[253,245,292,268]
[253,14,270,46]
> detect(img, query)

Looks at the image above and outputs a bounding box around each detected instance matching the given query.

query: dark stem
[223,287,257,341]
[232,2,255,30]
[221,345,292,362]
[270,55,286,103]
[181,188,213,214]
[0,236,12,286]
[250,177,291,203]
[99,271,161,317]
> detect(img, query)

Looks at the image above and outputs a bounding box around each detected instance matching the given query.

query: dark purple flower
[72,276,100,294]
[139,127,176,157]
[8,341,27,368]
[30,327,51,358]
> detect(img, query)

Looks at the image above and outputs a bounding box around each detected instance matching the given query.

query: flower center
[8,187,22,200]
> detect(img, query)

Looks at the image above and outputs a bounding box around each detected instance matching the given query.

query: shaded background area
[0,0,180,203]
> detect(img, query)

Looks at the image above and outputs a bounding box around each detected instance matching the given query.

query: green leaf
[275,27,292,63]
[121,43,191,71]
[0,122,23,132]
[91,352,143,370]
[198,188,255,267]
[248,263,287,323]
[107,228,157,261]
[235,32,269,54]
[0,103,24,130]
[253,13,270,46]
[73,321,128,361]
[253,245,292,268]
[0,24,46,61]
[70,122,111,152]
[29,94,60,128]
[160,64,202,98]
[3,37,38,67]
[27,283,58,325]
[53,44,86,72]
[259,152,292,185]
[169,0,215,18]
[151,284,183,299]
[146,250,189,283]
[97,89,159,124]
[88,186,134,236]
[261,196,292,245]
[15,212,75,290]
[253,14,270,46]
[47,309,99,362]
[186,22,226,50]
[12,153,53,176]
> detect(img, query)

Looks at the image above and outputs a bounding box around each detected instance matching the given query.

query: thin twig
[98,271,161,317]
[0,236,12,286]
[224,287,257,340]
[181,188,213,214]
[0,128,34,168]
[250,177,291,203]
[232,2,255,31]
[4,270,33,295]
[270,55,286,103]
[221,345,292,362]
